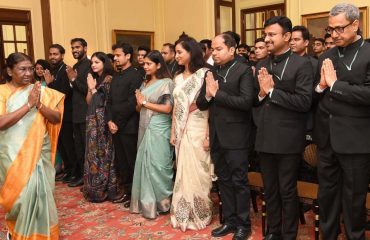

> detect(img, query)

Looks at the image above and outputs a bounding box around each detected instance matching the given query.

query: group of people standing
[0,2,369,240]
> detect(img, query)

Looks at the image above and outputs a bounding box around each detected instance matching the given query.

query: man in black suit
[290,25,318,182]
[161,43,178,77]
[135,45,150,79]
[106,42,143,205]
[197,33,254,240]
[65,38,91,187]
[254,16,313,240]
[314,3,370,239]
[290,25,318,76]
[46,44,76,183]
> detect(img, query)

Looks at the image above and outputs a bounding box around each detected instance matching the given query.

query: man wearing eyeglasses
[314,3,370,239]
[254,16,313,240]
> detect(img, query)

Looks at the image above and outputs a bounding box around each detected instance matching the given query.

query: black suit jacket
[305,54,318,133]
[106,66,143,134]
[313,38,370,154]
[254,50,313,154]
[48,62,72,122]
[196,59,255,149]
[71,57,91,123]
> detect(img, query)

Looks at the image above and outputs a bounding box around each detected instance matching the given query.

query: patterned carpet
[0,182,368,239]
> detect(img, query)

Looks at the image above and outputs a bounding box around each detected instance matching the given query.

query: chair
[248,172,266,236]
[366,192,370,217]
[246,143,320,239]
[299,143,320,240]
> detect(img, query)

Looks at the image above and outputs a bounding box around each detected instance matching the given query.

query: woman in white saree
[170,37,213,231]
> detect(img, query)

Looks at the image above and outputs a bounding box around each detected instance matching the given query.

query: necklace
[53,63,65,81]
[217,61,237,83]
[337,40,364,71]
[270,55,290,81]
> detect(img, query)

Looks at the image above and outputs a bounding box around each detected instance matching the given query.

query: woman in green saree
[0,53,64,240]
[130,50,174,219]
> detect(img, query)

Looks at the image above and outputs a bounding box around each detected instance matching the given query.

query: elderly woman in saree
[0,52,64,240]
[129,50,174,219]
[170,37,213,231]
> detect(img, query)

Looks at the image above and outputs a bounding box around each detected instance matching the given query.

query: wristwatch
[142,100,147,106]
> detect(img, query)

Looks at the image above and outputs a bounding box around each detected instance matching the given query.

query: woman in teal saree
[0,53,64,240]
[130,50,174,219]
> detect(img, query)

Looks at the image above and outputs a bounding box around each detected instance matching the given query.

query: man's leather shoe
[264,233,282,240]
[68,178,83,187]
[232,228,251,240]
[112,194,130,204]
[123,200,130,208]
[62,174,74,183]
[56,173,66,181]
[211,224,236,237]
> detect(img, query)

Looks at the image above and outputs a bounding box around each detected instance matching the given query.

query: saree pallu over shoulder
[171,70,213,231]
[130,78,174,219]
[0,84,64,240]
[172,68,207,149]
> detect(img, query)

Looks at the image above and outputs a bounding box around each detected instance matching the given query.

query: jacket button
[329,97,333,102]
[329,114,332,119]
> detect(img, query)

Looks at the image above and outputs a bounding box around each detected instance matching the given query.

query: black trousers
[112,132,137,194]
[57,121,76,175]
[73,122,86,179]
[211,137,251,229]
[259,152,300,240]
[317,140,370,240]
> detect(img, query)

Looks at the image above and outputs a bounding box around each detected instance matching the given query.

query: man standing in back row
[106,42,143,206]
[47,44,76,184]
[314,3,370,239]
[66,38,91,187]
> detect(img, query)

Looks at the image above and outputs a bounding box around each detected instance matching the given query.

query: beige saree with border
[170,68,213,231]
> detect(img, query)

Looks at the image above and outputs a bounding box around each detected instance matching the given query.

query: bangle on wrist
[37,103,43,110]
[27,102,32,111]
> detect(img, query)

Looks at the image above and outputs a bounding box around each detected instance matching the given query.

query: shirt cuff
[330,81,337,91]
[315,84,326,93]
[258,95,266,102]
[268,88,274,98]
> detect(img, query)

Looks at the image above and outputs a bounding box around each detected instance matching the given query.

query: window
[241,4,284,46]
[0,8,34,73]
[2,25,29,56]
[215,0,236,35]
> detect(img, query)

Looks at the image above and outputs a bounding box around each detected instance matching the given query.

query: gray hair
[329,3,360,22]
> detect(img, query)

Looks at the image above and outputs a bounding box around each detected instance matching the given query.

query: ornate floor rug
[0,182,368,239]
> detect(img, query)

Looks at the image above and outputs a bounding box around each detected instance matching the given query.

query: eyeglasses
[325,21,353,35]
[16,67,35,73]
